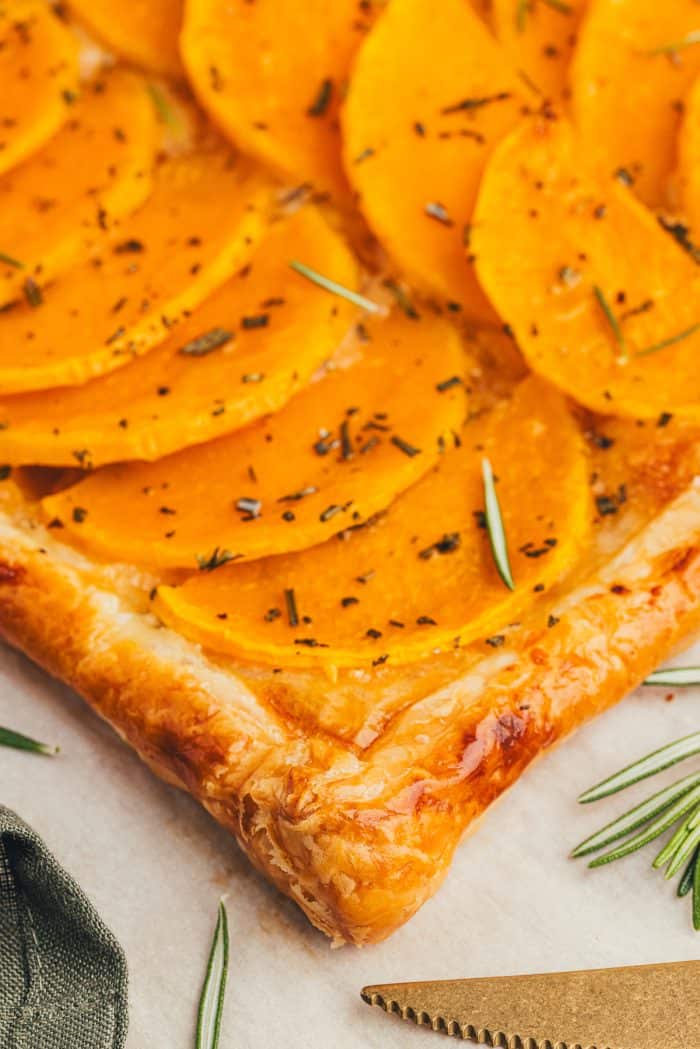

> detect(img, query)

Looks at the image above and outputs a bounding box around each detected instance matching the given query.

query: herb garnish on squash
[0,208,356,465]
[0,0,79,177]
[0,148,270,394]
[494,0,586,102]
[0,70,158,307]
[473,117,700,419]
[153,377,589,668]
[44,309,466,567]
[342,0,529,322]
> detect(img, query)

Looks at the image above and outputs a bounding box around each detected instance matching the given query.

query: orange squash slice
[571,0,700,208]
[473,117,700,420]
[678,75,700,237]
[342,0,529,322]
[492,0,587,102]
[0,207,358,466]
[181,0,380,197]
[0,149,270,395]
[67,0,184,78]
[0,69,158,307]
[0,0,79,176]
[152,376,589,668]
[42,308,467,567]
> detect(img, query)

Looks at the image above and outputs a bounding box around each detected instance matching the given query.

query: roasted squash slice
[181,0,380,197]
[678,75,700,237]
[0,69,158,307]
[473,117,700,420]
[67,0,184,78]
[42,309,467,567]
[342,0,529,323]
[492,0,587,101]
[571,0,700,208]
[152,376,589,668]
[0,208,358,466]
[0,0,79,176]
[0,149,270,395]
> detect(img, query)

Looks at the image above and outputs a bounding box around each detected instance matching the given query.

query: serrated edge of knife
[360,989,601,1049]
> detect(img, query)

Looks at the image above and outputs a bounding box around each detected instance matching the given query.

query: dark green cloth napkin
[0,806,128,1048]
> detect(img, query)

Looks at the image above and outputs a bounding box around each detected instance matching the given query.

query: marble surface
[2,639,699,1048]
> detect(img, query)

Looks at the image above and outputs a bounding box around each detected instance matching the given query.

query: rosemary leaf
[147,83,180,129]
[571,771,700,857]
[578,731,700,802]
[653,805,697,870]
[289,261,385,315]
[635,323,700,358]
[0,251,24,270]
[666,819,700,880]
[481,457,515,591]
[644,666,700,687]
[0,725,58,756]
[593,284,627,358]
[196,900,230,1049]
[694,855,700,930]
[679,848,699,897]
[647,30,700,56]
[588,783,700,868]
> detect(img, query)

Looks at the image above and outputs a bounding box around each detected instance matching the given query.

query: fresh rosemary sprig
[196,900,230,1049]
[645,667,700,687]
[289,261,385,315]
[573,712,700,930]
[635,323,700,358]
[0,726,58,755]
[481,457,515,591]
[593,284,627,359]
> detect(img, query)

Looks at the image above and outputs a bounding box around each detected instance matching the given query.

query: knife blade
[361,960,700,1047]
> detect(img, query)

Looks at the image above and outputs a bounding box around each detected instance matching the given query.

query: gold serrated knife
[361,960,700,1047]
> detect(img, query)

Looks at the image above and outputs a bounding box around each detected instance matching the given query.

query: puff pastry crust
[0,460,699,945]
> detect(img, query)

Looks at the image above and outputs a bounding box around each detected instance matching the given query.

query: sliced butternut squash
[492,0,587,102]
[0,1,79,176]
[0,69,158,307]
[571,0,700,208]
[152,376,589,668]
[473,117,700,420]
[0,149,270,395]
[181,0,380,198]
[342,0,529,322]
[0,207,358,465]
[42,309,467,566]
[67,0,184,78]
[678,75,700,237]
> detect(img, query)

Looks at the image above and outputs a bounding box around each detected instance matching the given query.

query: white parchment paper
[1,640,699,1048]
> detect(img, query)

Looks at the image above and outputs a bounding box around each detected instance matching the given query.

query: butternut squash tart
[0,6,698,948]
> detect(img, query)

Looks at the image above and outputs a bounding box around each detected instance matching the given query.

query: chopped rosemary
[23,278,43,308]
[593,284,627,357]
[573,726,700,930]
[289,261,384,315]
[196,901,229,1049]
[644,667,700,687]
[179,329,234,357]
[307,78,333,117]
[0,726,58,756]
[0,251,23,269]
[481,457,514,591]
[635,323,700,358]
[147,83,180,128]
[196,548,239,572]
[284,587,299,628]
[646,30,700,56]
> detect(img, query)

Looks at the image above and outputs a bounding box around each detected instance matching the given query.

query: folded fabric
[0,806,128,1048]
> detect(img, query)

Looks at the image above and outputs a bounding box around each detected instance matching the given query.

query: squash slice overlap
[0,208,357,465]
[42,309,467,567]
[0,149,271,395]
[473,118,700,420]
[342,0,528,321]
[0,0,79,176]
[571,0,700,208]
[678,75,700,238]
[67,0,184,78]
[0,69,158,306]
[152,376,589,668]
[181,0,380,197]
[492,0,587,102]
